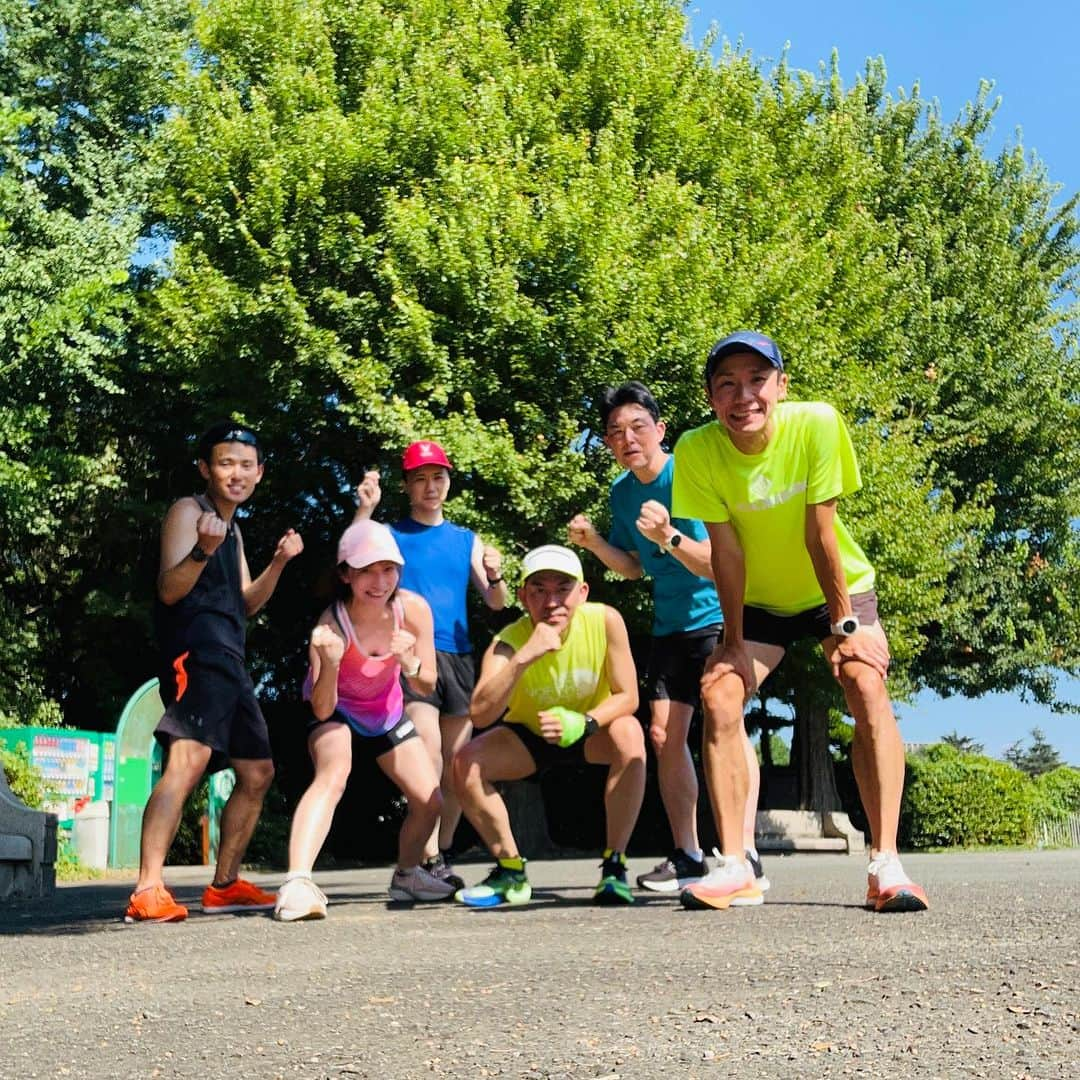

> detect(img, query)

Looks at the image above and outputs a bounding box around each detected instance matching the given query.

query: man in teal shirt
[569,382,766,894]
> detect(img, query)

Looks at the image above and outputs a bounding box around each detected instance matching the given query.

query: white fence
[1036,812,1080,848]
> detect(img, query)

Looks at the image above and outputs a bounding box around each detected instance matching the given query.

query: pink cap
[402,440,452,473]
[337,521,404,569]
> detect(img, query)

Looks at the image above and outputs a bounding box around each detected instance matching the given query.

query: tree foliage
[1004,726,1064,778]
[0,0,1077,760]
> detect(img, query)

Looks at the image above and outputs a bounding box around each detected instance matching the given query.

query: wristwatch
[189,544,210,563]
[829,614,861,637]
[402,656,422,678]
[661,532,683,554]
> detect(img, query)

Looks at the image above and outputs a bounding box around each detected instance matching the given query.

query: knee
[839,663,888,712]
[316,762,351,802]
[609,718,647,768]
[452,747,483,797]
[648,722,668,757]
[236,760,275,796]
[701,673,744,724]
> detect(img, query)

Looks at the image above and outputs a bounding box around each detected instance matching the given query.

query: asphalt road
[1,850,1077,1079]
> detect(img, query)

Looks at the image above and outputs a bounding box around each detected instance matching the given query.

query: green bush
[1034,766,1080,824]
[1,745,49,809]
[900,743,1036,848]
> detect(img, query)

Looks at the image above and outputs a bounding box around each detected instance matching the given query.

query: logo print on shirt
[735,481,808,513]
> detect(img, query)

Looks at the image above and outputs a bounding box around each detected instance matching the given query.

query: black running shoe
[423,852,465,892]
[594,850,634,905]
[635,849,709,893]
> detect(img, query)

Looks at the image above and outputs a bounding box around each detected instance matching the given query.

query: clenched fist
[354,470,382,514]
[311,624,345,666]
[567,513,599,550]
[635,499,672,546]
[482,544,503,582]
[389,627,418,667]
[195,512,228,556]
[274,528,304,564]
[518,620,563,664]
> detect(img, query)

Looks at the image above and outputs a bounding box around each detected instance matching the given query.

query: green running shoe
[456,861,532,908]
[593,850,634,906]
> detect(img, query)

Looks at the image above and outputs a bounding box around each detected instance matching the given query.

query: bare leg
[830,624,904,854]
[378,737,443,868]
[135,738,211,891]
[743,727,761,851]
[437,713,472,852]
[405,699,442,860]
[700,645,783,858]
[649,699,699,854]
[452,727,537,859]
[286,723,352,873]
[213,756,274,884]
[585,715,647,852]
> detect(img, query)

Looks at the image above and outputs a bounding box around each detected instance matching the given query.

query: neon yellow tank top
[496,602,611,735]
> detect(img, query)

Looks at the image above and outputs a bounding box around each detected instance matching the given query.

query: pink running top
[303,598,405,736]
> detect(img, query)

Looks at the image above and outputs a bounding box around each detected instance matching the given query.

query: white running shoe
[273,874,328,922]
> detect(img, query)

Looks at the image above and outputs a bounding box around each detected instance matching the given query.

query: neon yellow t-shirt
[672,401,875,615]
[495,602,611,734]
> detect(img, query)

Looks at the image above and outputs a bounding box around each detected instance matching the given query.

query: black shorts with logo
[401,649,475,717]
[646,625,722,706]
[743,591,880,649]
[306,710,419,763]
[156,650,272,774]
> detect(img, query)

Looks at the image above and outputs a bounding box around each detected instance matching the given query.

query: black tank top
[154,494,247,661]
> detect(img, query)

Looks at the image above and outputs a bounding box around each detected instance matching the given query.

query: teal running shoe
[593,850,634,906]
[455,862,532,908]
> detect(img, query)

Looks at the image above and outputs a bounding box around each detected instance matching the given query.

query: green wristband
[548,706,586,747]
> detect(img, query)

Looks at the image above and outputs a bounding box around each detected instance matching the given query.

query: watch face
[670,533,682,548]
[841,617,858,634]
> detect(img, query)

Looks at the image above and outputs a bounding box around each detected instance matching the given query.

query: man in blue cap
[672,331,928,913]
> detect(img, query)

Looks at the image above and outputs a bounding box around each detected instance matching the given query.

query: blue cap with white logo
[705,330,784,381]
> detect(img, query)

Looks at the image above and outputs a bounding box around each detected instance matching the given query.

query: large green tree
[2,2,1076,829]
[0,0,189,725]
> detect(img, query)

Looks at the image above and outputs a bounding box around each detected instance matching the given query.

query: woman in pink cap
[274,520,455,920]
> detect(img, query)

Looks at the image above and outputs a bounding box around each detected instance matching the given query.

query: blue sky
[690,2,1080,763]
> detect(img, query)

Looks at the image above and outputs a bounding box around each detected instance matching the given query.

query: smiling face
[706,351,789,452]
[603,403,666,474]
[341,560,401,605]
[404,464,451,514]
[198,441,264,507]
[518,570,588,634]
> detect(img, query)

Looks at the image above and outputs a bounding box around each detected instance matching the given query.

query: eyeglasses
[604,420,655,443]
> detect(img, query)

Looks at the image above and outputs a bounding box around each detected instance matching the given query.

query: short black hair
[197,422,264,465]
[597,381,660,430]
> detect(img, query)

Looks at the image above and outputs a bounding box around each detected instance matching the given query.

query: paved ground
[1,850,1077,1079]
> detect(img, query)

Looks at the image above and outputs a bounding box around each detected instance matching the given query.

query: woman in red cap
[274,520,455,920]
[352,441,508,890]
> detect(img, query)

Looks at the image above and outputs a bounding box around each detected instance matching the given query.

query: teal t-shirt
[608,456,722,637]
[672,401,875,615]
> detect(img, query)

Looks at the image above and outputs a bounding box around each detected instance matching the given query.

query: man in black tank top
[125,422,303,924]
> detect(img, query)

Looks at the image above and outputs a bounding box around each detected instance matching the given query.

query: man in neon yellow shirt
[452,545,646,907]
[672,331,928,914]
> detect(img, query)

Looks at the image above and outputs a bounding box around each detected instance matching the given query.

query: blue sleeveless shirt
[391,518,475,653]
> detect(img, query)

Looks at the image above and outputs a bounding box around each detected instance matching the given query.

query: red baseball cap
[402,440,452,473]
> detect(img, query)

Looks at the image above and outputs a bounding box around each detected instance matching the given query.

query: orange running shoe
[866,853,929,912]
[679,852,763,910]
[201,877,276,913]
[124,884,188,924]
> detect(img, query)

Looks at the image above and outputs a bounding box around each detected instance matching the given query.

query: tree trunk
[791,688,841,811]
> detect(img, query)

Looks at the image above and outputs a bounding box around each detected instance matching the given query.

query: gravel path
[1,850,1077,1079]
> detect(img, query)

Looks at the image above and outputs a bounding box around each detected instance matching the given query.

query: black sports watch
[583,715,600,736]
[189,544,210,564]
[661,531,683,554]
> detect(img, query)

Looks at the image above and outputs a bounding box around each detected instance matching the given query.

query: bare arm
[308,614,345,721]
[587,606,640,726]
[470,621,563,729]
[240,526,304,616]
[351,470,382,523]
[397,590,437,697]
[567,514,643,580]
[634,500,714,580]
[469,536,508,611]
[157,498,224,606]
